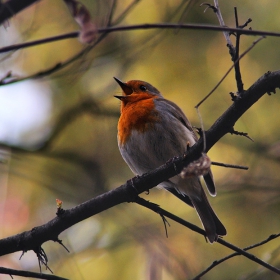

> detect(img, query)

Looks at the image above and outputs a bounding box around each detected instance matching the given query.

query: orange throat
[118,95,159,145]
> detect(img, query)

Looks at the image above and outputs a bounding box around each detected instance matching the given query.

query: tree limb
[0,266,68,280]
[0,71,279,264]
[0,0,39,25]
[135,197,280,275]
[192,233,280,279]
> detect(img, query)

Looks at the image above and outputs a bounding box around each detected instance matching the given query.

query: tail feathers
[190,190,226,243]
[203,170,216,196]
[162,179,226,242]
[165,186,193,207]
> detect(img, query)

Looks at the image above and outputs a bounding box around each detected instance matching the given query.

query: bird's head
[114,77,162,103]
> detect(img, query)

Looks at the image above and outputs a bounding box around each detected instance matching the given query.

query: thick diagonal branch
[0,70,279,269]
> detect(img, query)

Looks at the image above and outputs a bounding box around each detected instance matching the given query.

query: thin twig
[0,23,272,87]
[0,23,279,55]
[177,0,196,24]
[0,70,280,276]
[0,32,79,54]
[112,0,142,25]
[202,2,245,93]
[230,128,254,142]
[211,161,248,170]
[135,197,280,275]
[234,7,244,93]
[55,239,70,253]
[213,0,235,52]
[0,267,68,280]
[195,107,207,153]
[192,233,280,280]
[95,22,279,36]
[195,36,265,108]
[106,0,117,26]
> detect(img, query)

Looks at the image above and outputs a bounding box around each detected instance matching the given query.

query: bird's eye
[139,85,147,91]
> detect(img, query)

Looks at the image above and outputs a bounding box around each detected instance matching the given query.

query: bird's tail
[190,189,226,243]
[177,177,226,243]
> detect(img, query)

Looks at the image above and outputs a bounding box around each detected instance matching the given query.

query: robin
[114,77,226,243]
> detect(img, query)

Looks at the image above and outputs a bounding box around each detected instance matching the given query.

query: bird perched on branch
[114,77,226,242]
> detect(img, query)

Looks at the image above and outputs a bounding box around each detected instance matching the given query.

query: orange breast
[118,95,159,145]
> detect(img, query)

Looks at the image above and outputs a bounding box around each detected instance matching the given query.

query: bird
[114,77,226,243]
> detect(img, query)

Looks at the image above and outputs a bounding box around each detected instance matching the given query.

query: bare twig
[177,0,197,24]
[192,233,280,280]
[112,0,142,25]
[211,161,248,170]
[55,238,70,253]
[0,68,279,278]
[135,197,280,275]
[213,0,235,52]
[0,23,279,56]
[0,24,273,87]
[106,0,117,26]
[233,7,244,92]
[195,36,265,108]
[0,0,40,25]
[195,107,207,153]
[230,128,254,142]
[203,2,250,93]
[0,267,68,280]
[35,246,53,273]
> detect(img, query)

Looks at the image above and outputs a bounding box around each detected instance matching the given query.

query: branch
[0,0,40,25]
[0,266,68,280]
[0,24,276,86]
[135,197,280,275]
[212,0,234,50]
[0,32,79,53]
[192,233,280,279]
[94,23,280,37]
[211,161,248,170]
[233,7,244,93]
[195,36,265,107]
[3,0,280,40]
[1,24,280,55]
[202,70,279,152]
[0,70,279,259]
[1,2,280,39]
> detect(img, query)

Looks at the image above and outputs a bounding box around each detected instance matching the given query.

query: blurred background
[1,0,280,279]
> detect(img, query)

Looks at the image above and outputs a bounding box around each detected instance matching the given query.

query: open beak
[114,77,133,95]
[114,95,125,100]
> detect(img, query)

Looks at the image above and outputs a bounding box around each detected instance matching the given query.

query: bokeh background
[1,0,280,279]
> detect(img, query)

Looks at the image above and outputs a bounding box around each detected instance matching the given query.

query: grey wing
[155,98,216,196]
[156,98,197,141]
